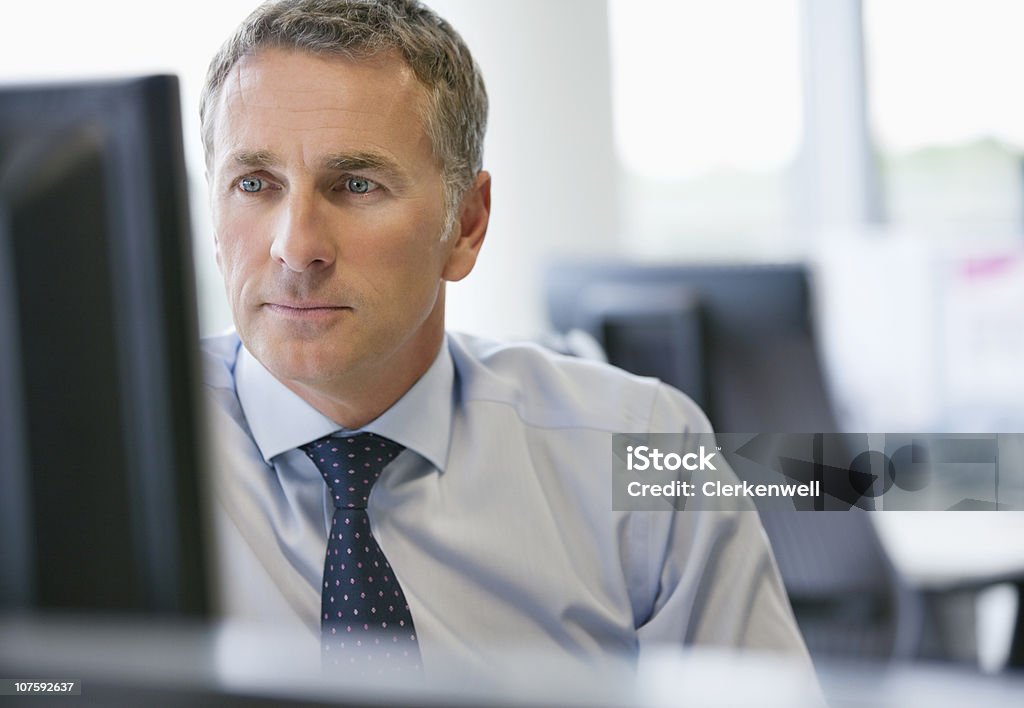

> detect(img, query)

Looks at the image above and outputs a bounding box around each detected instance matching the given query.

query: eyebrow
[320,152,404,178]
[230,149,279,169]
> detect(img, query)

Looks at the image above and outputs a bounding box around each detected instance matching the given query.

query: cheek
[215,235,265,312]
[354,233,445,302]
[214,207,266,274]
[353,204,446,268]
[342,226,444,320]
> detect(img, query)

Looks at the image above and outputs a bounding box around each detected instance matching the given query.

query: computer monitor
[0,75,209,619]
[545,261,839,433]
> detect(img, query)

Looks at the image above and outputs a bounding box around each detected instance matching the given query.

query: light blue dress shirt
[202,331,808,673]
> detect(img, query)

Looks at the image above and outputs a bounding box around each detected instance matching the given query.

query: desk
[816,660,1024,707]
[873,513,1024,667]
[0,618,824,707]
[873,514,1024,591]
[0,618,640,707]
[6,617,1023,707]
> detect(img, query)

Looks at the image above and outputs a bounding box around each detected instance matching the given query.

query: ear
[442,171,491,282]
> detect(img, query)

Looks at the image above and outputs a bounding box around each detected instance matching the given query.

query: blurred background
[3,0,1024,703]
[4,0,1021,432]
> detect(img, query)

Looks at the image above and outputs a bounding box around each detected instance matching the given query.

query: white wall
[428,0,620,339]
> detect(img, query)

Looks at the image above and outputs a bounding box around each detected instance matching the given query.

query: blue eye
[345,177,375,194]
[239,176,262,193]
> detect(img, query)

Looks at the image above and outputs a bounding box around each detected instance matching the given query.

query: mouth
[264,302,351,320]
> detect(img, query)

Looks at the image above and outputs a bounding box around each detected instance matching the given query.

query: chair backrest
[554,280,707,410]
[545,261,837,433]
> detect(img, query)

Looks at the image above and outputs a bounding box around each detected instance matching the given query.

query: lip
[264,302,351,319]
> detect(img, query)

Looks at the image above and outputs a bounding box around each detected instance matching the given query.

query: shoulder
[198,330,256,440]
[199,330,242,393]
[446,331,711,434]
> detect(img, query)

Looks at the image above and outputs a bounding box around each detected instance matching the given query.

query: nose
[269,191,337,272]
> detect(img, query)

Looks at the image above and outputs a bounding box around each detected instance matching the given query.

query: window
[608,0,803,258]
[864,0,1024,240]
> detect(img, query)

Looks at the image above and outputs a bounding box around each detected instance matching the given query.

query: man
[200,0,808,674]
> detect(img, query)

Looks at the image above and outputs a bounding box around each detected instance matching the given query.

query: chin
[254,336,356,387]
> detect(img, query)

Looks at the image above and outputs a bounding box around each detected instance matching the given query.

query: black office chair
[555,280,707,411]
[544,261,925,661]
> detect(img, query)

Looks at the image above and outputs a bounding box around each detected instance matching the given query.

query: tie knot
[301,432,405,509]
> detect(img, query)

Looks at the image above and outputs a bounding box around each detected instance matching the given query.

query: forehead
[211,47,433,170]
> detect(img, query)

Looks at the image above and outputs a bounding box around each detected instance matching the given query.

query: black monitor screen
[0,75,208,619]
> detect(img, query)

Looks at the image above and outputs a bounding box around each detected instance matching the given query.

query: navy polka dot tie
[301,432,420,670]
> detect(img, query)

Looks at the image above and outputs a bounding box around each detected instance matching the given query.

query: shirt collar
[235,337,453,472]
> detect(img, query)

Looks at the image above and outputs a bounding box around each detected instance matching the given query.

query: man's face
[210,48,463,398]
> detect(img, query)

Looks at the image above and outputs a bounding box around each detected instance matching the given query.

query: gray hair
[200,0,488,240]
